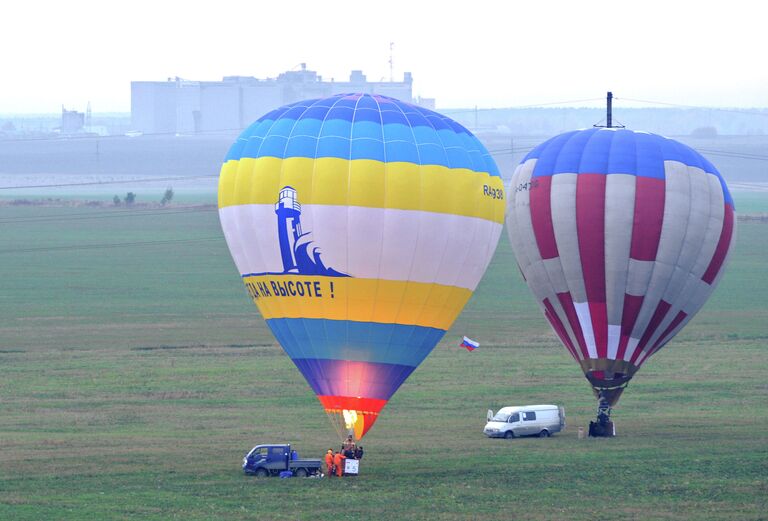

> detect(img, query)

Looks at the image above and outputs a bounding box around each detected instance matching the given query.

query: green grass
[733,191,768,214]
[1,204,767,520]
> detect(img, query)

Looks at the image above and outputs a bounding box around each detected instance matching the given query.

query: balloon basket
[588,393,616,437]
[588,420,616,437]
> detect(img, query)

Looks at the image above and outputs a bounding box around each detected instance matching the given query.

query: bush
[161,187,174,206]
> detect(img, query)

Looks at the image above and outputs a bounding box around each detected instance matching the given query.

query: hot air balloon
[505,126,735,435]
[218,94,504,440]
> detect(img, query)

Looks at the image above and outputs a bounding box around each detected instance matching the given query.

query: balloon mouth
[579,359,638,406]
[318,395,387,440]
[580,360,637,385]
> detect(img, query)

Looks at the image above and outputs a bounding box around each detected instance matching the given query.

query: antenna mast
[594,91,624,129]
[389,42,394,82]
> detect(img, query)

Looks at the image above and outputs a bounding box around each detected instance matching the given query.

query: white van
[483,405,565,439]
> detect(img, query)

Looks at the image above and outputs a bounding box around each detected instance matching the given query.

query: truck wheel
[254,468,269,478]
[294,468,308,478]
[538,430,550,438]
[504,430,514,439]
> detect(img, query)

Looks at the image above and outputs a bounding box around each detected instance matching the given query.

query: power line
[0,205,217,224]
[0,236,222,255]
[617,97,768,117]
[0,128,240,143]
[439,98,606,115]
[696,148,768,161]
[0,174,217,190]
[5,95,765,145]
[0,143,764,195]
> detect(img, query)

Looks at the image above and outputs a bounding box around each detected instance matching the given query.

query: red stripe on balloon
[576,173,607,358]
[543,297,579,361]
[576,173,606,302]
[616,294,644,360]
[630,176,666,261]
[317,395,388,415]
[630,299,671,364]
[589,301,608,358]
[530,175,559,259]
[651,310,688,353]
[702,203,735,284]
[557,292,590,360]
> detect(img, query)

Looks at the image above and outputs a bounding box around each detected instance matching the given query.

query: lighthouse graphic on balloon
[274,186,347,277]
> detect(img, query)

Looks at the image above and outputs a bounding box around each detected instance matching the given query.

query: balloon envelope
[219,94,504,437]
[506,128,735,404]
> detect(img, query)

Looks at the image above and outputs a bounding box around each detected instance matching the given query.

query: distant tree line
[112,187,173,206]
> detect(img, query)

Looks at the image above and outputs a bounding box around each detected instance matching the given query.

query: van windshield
[491,413,510,422]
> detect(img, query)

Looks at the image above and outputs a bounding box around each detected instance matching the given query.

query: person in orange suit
[324,449,335,477]
[333,449,346,477]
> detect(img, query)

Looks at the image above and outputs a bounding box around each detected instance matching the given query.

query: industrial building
[131,65,432,134]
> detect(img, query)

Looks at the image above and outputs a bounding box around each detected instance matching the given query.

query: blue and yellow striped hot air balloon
[218,93,504,440]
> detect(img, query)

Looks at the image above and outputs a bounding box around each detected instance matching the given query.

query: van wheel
[294,468,308,478]
[254,468,269,478]
[504,431,515,439]
[538,430,550,438]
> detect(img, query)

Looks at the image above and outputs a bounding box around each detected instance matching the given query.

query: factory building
[131,65,432,134]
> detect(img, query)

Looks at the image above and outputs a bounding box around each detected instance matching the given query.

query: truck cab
[483,405,565,439]
[243,444,322,477]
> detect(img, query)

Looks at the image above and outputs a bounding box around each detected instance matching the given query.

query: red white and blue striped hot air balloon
[506,127,735,433]
[218,94,504,440]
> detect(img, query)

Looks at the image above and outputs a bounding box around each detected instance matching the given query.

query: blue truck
[242,444,323,477]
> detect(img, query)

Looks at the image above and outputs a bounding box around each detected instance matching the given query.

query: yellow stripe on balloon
[241,275,472,331]
[218,157,505,223]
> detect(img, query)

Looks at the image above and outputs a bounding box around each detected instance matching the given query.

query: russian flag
[460,336,479,352]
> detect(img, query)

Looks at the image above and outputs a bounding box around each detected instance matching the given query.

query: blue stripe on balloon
[351,120,383,140]
[555,128,596,174]
[351,139,386,162]
[319,119,351,139]
[224,93,499,175]
[352,108,382,124]
[291,358,415,400]
[284,136,318,158]
[607,128,637,175]
[381,110,410,126]
[412,126,442,146]
[293,117,323,137]
[634,132,665,179]
[528,129,729,196]
[327,107,355,122]
[354,95,380,110]
[265,317,446,368]
[382,123,415,143]
[418,143,450,167]
[578,127,614,173]
[316,136,350,158]
[385,140,420,163]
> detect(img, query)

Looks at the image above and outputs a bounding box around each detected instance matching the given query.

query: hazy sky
[2,0,766,113]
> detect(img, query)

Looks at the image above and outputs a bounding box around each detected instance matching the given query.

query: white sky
[2,0,766,113]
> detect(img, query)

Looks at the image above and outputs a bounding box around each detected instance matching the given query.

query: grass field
[1,193,767,520]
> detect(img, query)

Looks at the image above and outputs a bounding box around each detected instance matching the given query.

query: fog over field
[1,123,766,200]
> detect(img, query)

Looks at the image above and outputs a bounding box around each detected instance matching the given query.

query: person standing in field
[342,434,356,458]
[333,449,345,477]
[324,449,335,477]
